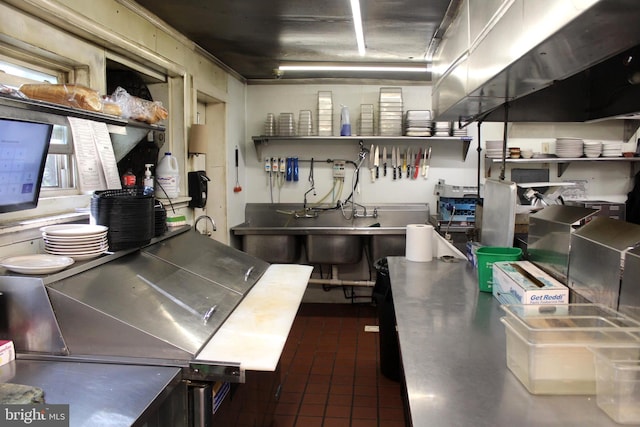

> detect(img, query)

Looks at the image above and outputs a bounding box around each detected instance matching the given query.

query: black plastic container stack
[373,257,401,381]
[91,188,155,251]
[154,200,167,236]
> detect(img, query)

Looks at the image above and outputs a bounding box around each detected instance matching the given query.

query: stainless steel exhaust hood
[432,0,640,123]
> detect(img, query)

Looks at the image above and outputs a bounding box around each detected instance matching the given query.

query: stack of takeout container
[403,110,432,136]
[500,303,640,395]
[378,87,403,136]
[359,104,374,136]
[277,113,295,136]
[317,91,333,136]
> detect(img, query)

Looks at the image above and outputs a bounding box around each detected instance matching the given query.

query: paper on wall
[68,117,122,193]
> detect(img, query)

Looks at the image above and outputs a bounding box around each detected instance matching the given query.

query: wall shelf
[252,135,472,162]
[485,156,640,178]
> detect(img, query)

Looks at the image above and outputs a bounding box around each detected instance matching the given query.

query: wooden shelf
[484,156,640,178]
[252,135,472,161]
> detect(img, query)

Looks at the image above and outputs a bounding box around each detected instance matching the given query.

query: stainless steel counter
[1,359,182,426]
[388,257,625,427]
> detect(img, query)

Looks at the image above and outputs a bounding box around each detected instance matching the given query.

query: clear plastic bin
[500,305,640,395]
[592,347,640,424]
[501,304,640,344]
[501,317,600,394]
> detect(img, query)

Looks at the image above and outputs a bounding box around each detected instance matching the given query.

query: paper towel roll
[405,224,434,262]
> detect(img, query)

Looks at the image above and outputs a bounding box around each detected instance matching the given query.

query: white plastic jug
[156,152,180,199]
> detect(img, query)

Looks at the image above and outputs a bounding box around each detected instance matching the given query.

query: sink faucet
[343,141,378,219]
[295,186,319,218]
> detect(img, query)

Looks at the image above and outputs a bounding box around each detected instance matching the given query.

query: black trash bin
[373,257,401,382]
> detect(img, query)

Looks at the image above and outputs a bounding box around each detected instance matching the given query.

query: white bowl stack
[555,137,584,158]
[485,140,504,158]
[602,141,623,157]
[583,141,602,158]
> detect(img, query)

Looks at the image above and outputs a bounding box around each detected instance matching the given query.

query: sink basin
[369,234,406,262]
[241,235,301,263]
[305,234,362,264]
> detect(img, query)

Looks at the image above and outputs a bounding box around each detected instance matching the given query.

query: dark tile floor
[274,303,406,427]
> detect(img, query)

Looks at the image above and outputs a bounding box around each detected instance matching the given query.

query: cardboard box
[0,340,15,367]
[493,261,568,305]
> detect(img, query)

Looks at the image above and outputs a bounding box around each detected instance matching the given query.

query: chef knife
[413,148,421,179]
[398,147,402,180]
[374,145,380,179]
[422,146,431,179]
[370,144,376,182]
[383,146,387,177]
[392,146,397,180]
[402,148,407,178]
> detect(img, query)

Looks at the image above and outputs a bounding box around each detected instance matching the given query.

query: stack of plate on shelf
[555,137,584,158]
[264,113,276,136]
[298,110,313,136]
[432,121,452,137]
[485,140,504,158]
[404,110,432,136]
[378,87,403,136]
[583,141,603,158]
[318,91,333,136]
[359,104,375,136]
[602,141,623,157]
[452,121,468,137]
[277,113,296,136]
[41,224,109,261]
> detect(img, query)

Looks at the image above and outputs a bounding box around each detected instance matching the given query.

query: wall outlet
[542,142,550,153]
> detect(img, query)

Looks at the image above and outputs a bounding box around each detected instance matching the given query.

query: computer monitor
[0,118,53,213]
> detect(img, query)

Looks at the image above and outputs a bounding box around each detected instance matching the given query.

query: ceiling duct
[432,0,640,123]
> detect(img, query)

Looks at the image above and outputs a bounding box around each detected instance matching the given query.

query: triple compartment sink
[231,203,430,264]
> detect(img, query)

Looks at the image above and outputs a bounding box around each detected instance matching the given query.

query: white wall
[243,84,638,217]
[243,83,481,220]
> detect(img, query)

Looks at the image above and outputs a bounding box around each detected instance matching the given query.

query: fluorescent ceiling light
[350,0,366,56]
[278,65,430,73]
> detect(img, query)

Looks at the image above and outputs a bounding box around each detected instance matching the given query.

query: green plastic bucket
[476,246,523,292]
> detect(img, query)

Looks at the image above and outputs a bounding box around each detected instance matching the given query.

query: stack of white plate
[277,113,295,136]
[485,140,504,158]
[318,91,333,136]
[298,110,313,136]
[602,141,623,157]
[555,138,584,158]
[359,104,375,136]
[583,141,602,158]
[41,224,109,261]
[404,110,432,136]
[379,87,403,136]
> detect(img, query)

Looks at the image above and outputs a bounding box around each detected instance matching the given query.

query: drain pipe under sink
[307,265,375,287]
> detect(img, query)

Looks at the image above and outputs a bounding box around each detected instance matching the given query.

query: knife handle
[383,163,387,177]
[393,166,396,180]
[376,166,379,179]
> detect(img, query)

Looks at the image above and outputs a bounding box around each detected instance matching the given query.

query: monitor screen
[0,118,53,213]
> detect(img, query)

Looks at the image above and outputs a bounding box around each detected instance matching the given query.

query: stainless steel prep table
[387,256,626,427]
[1,359,182,426]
